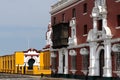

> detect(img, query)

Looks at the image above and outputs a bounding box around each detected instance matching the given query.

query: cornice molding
[50,0,85,15]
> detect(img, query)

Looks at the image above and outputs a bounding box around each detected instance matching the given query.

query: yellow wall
[0,57,2,72]
[40,50,50,70]
[0,54,15,73]
[14,52,24,73]
[0,50,51,75]
[15,52,24,65]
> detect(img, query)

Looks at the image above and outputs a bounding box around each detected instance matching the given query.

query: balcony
[52,23,69,49]
[50,0,83,14]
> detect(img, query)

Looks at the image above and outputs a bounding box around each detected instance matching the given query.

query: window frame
[115,52,120,71]
[83,24,88,35]
[83,3,87,14]
[72,8,76,18]
[82,55,88,70]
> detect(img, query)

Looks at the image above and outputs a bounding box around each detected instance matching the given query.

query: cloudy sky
[0,0,56,55]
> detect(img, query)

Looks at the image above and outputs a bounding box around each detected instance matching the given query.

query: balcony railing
[52,23,69,49]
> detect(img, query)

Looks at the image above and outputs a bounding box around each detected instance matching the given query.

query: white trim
[83,13,87,15]
[43,48,50,51]
[69,50,77,56]
[80,48,89,55]
[112,44,120,52]
[113,71,120,77]
[50,0,85,16]
[111,38,120,43]
[81,70,88,75]
[51,52,57,58]
[24,51,39,55]
[50,38,120,52]
[70,70,77,74]
[68,43,89,49]
[83,34,88,37]
[24,55,40,66]
[115,0,120,2]
[116,26,120,29]
[50,43,89,52]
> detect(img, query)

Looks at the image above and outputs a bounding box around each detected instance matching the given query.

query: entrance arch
[28,58,35,70]
[99,49,104,77]
[96,46,105,77]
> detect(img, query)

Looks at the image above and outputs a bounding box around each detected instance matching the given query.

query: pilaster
[88,42,98,76]
[103,40,112,77]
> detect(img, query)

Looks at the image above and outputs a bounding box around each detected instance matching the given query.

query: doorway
[63,54,65,73]
[99,49,104,77]
[28,58,35,70]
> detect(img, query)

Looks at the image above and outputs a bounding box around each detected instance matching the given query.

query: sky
[0,0,57,55]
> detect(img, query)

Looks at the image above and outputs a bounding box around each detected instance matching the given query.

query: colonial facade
[0,49,51,75]
[48,0,120,79]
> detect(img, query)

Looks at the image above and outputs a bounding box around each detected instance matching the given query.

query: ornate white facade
[24,49,40,67]
[87,0,112,77]
[50,0,120,79]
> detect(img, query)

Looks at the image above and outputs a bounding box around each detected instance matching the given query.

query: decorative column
[64,49,68,74]
[103,40,112,77]
[58,49,68,74]
[58,50,63,74]
[93,18,98,32]
[69,18,77,46]
[88,42,98,76]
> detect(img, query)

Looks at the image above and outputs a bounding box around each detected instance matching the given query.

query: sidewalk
[30,76,80,80]
[40,77,80,80]
[41,77,80,80]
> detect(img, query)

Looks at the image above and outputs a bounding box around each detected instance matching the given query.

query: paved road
[0,73,79,80]
[0,73,41,80]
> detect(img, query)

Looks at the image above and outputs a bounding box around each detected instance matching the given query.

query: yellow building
[0,49,51,75]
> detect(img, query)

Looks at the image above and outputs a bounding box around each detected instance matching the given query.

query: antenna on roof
[27,39,30,49]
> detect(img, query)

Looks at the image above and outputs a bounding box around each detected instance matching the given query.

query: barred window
[116,53,120,71]
[71,56,76,70]
[82,55,88,70]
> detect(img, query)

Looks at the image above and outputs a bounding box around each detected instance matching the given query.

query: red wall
[107,0,120,38]
[51,0,120,77]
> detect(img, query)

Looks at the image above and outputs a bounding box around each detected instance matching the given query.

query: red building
[48,0,120,79]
